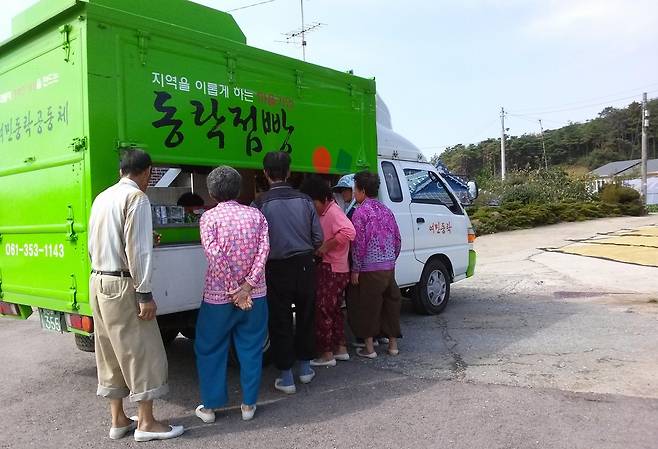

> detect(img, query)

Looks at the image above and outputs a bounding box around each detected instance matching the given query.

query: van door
[400,163,469,279]
[377,160,424,287]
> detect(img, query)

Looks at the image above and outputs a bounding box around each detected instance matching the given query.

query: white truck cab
[375,96,477,314]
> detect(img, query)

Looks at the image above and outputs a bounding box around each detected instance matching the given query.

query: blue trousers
[194,298,268,408]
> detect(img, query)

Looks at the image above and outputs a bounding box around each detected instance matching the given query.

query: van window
[403,168,463,214]
[381,161,403,202]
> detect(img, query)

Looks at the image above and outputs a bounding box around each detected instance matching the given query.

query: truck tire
[413,259,451,315]
[74,334,95,352]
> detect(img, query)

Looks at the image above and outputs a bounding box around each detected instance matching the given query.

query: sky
[2,0,658,158]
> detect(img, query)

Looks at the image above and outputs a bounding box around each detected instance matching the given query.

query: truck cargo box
[0,0,377,321]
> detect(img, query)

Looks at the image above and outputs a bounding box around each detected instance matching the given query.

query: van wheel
[413,259,451,315]
[74,334,95,352]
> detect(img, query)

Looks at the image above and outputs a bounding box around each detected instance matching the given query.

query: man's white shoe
[241,404,257,421]
[274,378,296,394]
[299,368,316,384]
[108,416,138,440]
[134,425,184,442]
[195,405,216,423]
[310,358,337,367]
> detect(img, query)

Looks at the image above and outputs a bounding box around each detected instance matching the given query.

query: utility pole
[500,107,506,180]
[300,0,306,61]
[539,119,548,170]
[641,92,649,203]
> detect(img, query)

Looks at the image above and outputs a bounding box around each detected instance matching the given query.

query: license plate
[39,309,64,333]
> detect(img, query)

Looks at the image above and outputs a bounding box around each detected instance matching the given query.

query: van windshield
[403,168,463,214]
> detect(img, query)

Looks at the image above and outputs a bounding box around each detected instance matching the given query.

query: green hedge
[468,200,645,236]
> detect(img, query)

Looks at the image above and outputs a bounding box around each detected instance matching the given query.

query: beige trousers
[90,274,169,402]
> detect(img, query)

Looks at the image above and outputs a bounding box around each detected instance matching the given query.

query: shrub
[485,168,594,206]
[469,199,644,236]
[600,184,641,204]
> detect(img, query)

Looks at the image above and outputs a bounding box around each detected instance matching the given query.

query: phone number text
[4,243,65,258]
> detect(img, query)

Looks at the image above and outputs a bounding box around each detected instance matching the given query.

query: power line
[511,81,658,114]
[507,113,572,128]
[227,0,276,12]
[508,90,658,116]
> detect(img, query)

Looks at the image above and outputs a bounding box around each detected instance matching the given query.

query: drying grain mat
[544,225,658,268]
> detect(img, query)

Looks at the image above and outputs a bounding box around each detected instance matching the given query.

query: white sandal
[241,404,257,421]
[134,425,184,442]
[195,405,216,423]
[109,416,138,440]
[356,348,377,359]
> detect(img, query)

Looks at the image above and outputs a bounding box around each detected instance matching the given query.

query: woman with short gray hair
[194,166,270,423]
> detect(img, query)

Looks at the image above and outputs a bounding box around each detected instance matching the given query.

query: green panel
[88,0,246,44]
[84,2,377,180]
[9,0,79,39]
[466,249,477,278]
[0,13,88,315]
[158,226,200,245]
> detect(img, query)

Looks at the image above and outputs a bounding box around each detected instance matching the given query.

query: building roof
[618,158,658,177]
[591,159,640,177]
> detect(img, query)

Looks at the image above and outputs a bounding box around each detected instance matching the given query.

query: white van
[374,97,476,315]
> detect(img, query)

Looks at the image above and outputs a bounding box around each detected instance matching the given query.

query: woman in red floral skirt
[301,176,356,366]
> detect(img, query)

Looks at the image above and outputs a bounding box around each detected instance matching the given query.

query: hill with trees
[435,99,658,181]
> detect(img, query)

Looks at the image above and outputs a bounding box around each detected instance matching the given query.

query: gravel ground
[1,214,657,449]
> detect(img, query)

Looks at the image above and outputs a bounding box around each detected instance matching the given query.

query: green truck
[1,0,475,351]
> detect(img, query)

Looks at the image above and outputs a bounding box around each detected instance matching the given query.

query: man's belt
[91,270,131,277]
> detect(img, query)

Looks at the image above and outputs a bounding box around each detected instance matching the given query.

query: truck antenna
[279,0,325,61]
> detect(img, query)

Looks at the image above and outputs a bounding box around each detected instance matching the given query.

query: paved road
[1,215,658,449]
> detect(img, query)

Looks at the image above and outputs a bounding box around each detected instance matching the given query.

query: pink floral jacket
[200,201,269,304]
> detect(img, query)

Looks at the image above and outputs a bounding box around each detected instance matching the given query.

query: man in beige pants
[88,148,183,442]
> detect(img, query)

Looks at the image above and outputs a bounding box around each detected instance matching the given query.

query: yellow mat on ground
[548,225,658,267]
[553,243,658,267]
[590,235,658,248]
[619,226,658,237]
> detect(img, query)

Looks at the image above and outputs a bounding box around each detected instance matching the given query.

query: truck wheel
[74,334,95,352]
[413,259,451,315]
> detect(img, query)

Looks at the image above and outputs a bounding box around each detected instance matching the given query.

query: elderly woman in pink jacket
[194,166,269,424]
[300,176,356,366]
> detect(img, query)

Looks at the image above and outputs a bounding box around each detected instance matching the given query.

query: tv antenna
[278,0,325,61]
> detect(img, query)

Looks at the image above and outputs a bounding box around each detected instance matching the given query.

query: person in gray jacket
[254,152,323,394]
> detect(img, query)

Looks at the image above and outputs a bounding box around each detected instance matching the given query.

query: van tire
[413,259,451,315]
[74,334,95,352]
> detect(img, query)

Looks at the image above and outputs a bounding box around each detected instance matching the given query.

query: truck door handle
[416,217,425,224]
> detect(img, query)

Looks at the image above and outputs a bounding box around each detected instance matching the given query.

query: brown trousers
[346,270,402,339]
[90,274,169,402]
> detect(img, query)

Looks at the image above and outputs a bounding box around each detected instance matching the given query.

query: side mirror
[468,181,479,200]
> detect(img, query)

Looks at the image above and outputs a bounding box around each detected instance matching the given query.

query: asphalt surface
[1,215,658,449]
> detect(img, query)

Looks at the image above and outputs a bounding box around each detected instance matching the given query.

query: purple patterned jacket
[350,198,401,273]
